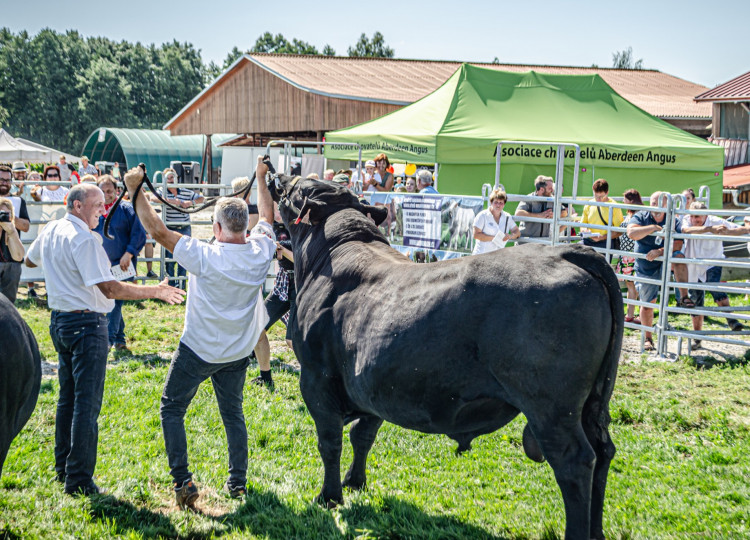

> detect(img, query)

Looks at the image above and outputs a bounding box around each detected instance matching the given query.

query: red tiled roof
[723,164,750,189]
[248,53,711,119]
[695,71,750,102]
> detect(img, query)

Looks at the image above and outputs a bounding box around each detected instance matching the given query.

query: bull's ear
[298,198,326,225]
[358,203,388,226]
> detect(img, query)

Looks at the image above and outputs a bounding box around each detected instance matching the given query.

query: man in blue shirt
[417,169,438,194]
[93,175,147,350]
[627,191,691,350]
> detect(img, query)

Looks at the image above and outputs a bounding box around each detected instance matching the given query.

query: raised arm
[123,168,182,254]
[255,155,274,225]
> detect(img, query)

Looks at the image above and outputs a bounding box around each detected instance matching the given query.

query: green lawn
[1,301,749,539]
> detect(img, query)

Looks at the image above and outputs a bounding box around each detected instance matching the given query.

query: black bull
[0,294,42,479]
[272,176,623,540]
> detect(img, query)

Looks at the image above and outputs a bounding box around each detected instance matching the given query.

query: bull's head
[270,175,388,227]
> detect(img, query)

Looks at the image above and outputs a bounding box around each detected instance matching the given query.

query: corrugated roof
[164,54,712,132]
[724,164,750,189]
[250,54,711,118]
[695,71,750,102]
[80,128,235,177]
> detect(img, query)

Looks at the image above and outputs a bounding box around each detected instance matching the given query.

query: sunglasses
[46,173,59,178]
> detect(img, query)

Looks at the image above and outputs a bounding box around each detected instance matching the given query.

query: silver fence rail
[510,188,750,358]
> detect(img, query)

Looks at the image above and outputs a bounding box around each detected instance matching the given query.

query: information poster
[402,195,443,250]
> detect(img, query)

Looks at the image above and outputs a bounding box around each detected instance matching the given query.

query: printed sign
[364,193,484,261]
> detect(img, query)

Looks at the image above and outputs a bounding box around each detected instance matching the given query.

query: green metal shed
[81,128,235,179]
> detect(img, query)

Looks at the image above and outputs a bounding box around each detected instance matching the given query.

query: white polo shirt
[472,209,516,255]
[174,221,276,363]
[26,214,115,313]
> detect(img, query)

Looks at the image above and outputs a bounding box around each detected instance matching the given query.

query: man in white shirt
[123,155,276,508]
[682,201,750,348]
[25,183,184,497]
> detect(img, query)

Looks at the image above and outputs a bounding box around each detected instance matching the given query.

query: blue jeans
[165,224,191,289]
[160,342,250,487]
[49,310,109,489]
[106,277,133,346]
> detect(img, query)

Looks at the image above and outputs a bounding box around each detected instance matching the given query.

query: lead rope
[103,157,277,240]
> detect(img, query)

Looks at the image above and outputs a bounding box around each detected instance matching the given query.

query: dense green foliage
[0,28,395,157]
[347,32,394,58]
[1,299,749,538]
[0,28,209,155]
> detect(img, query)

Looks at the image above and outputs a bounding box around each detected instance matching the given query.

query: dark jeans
[264,275,297,341]
[49,310,109,489]
[0,261,22,303]
[165,224,191,289]
[689,265,739,326]
[161,342,250,487]
[106,277,133,346]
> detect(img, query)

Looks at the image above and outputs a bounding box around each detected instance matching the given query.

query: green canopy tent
[325,64,724,206]
[81,128,235,180]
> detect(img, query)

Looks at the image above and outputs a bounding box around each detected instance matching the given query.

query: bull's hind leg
[582,406,616,540]
[343,414,383,490]
[312,416,345,507]
[528,417,595,540]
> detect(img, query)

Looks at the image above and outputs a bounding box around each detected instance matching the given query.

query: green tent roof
[81,128,235,177]
[325,64,722,171]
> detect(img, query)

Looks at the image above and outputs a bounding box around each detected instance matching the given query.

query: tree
[251,32,319,55]
[204,46,245,83]
[347,32,394,58]
[612,47,643,70]
[322,44,336,56]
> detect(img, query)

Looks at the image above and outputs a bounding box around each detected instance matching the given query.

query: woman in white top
[31,165,69,202]
[472,188,520,255]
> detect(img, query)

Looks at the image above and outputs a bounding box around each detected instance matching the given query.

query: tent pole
[495,143,502,189]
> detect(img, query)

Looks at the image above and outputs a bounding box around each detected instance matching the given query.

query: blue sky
[3,0,747,87]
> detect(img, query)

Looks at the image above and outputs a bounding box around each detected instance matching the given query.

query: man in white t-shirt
[682,201,750,348]
[25,183,184,497]
[123,155,277,508]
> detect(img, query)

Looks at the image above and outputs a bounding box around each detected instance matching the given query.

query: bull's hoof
[314,493,343,509]
[522,424,545,463]
[342,477,366,491]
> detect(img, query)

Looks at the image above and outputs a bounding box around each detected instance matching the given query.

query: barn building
[163,53,713,147]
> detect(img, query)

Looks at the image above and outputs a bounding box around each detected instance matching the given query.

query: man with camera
[0,165,30,303]
[25,183,184,496]
[123,155,276,509]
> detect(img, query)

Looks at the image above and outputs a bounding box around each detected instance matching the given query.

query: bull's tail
[559,244,623,425]
[560,244,622,537]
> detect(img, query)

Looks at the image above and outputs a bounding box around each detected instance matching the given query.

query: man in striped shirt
[153,168,204,289]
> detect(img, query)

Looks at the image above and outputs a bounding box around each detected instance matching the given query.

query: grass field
[2,299,750,539]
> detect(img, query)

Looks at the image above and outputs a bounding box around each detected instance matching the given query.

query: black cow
[271,176,623,540]
[0,294,42,479]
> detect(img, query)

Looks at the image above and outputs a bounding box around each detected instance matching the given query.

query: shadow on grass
[89,495,178,538]
[687,347,750,370]
[210,489,510,540]
[109,352,171,368]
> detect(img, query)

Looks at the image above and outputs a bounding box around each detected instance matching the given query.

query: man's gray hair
[214,197,249,233]
[66,183,101,211]
[416,169,432,185]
